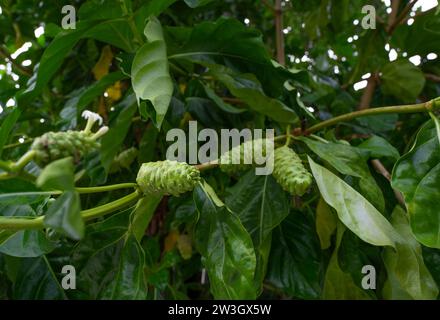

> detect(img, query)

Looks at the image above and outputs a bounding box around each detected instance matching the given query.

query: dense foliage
[0,0,440,300]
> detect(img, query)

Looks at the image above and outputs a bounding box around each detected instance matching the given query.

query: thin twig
[221,97,245,104]
[0,45,32,76]
[370,159,406,209]
[425,73,440,83]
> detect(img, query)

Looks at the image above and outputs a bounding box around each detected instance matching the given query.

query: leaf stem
[10,150,36,172]
[81,190,142,221]
[0,191,143,230]
[306,99,439,134]
[76,183,138,194]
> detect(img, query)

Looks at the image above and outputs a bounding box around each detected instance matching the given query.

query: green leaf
[381,60,425,103]
[357,135,400,161]
[301,137,385,212]
[202,83,245,114]
[266,211,324,299]
[225,172,290,290]
[13,256,67,299]
[316,196,337,249]
[138,125,159,163]
[24,21,95,97]
[308,156,399,247]
[132,17,173,129]
[194,182,256,299]
[44,191,83,240]
[323,225,371,299]
[0,191,52,205]
[209,68,298,123]
[101,94,138,172]
[184,0,214,8]
[102,234,148,299]
[392,120,440,248]
[36,157,75,191]
[0,230,55,258]
[129,195,162,242]
[0,107,20,158]
[167,18,293,97]
[383,206,438,300]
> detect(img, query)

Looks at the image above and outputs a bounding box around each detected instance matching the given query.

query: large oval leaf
[266,211,324,299]
[225,171,290,289]
[383,206,438,300]
[131,17,173,129]
[194,181,256,299]
[0,230,55,258]
[308,156,399,247]
[300,137,385,212]
[392,120,440,248]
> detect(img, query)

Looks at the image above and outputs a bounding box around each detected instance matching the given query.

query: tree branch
[357,73,378,110]
[306,98,439,134]
[274,0,285,66]
[386,0,401,33]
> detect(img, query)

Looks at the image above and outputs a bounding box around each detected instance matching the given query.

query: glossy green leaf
[129,195,162,242]
[44,191,83,240]
[266,211,324,299]
[194,182,256,299]
[323,225,371,299]
[226,172,290,290]
[102,234,147,299]
[167,18,294,96]
[132,17,173,128]
[308,156,399,247]
[357,135,400,161]
[383,206,438,300]
[0,230,55,258]
[301,137,385,212]
[391,120,440,248]
[381,60,425,103]
[72,211,131,299]
[0,107,20,158]
[316,196,337,249]
[13,256,67,299]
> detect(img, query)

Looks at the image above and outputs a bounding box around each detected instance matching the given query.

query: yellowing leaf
[106,81,122,101]
[164,229,179,252]
[177,234,192,260]
[179,83,186,94]
[92,45,113,80]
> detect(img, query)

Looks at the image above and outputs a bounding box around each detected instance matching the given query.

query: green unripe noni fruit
[219,138,274,174]
[31,131,100,166]
[272,145,312,196]
[136,160,201,196]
